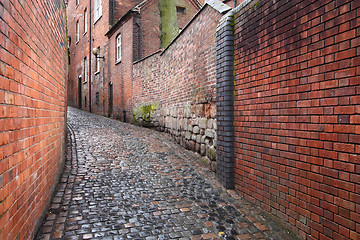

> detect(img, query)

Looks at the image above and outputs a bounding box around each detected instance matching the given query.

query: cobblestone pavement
[35,107,295,240]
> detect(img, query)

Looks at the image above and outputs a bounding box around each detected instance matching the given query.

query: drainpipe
[112,0,115,26]
[88,0,92,112]
[135,19,141,60]
[102,55,106,116]
[107,32,111,117]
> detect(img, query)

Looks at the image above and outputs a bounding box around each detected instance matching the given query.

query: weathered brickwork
[107,14,135,121]
[0,1,67,239]
[132,3,229,169]
[230,0,360,239]
[67,0,90,111]
[106,0,202,122]
[67,0,113,116]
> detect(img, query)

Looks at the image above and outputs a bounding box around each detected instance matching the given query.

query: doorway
[109,82,113,117]
[78,76,82,109]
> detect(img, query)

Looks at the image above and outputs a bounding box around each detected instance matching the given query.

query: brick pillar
[216,11,235,189]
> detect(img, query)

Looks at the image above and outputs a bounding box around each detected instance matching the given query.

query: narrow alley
[35,107,293,240]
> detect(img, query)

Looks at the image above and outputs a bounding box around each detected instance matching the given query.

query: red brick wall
[138,0,162,58]
[112,0,142,25]
[91,0,111,116]
[67,0,90,109]
[108,15,135,121]
[107,0,201,121]
[67,0,111,116]
[134,0,201,66]
[132,5,222,167]
[132,52,162,106]
[0,1,67,239]
[233,0,360,239]
[175,0,201,32]
[133,5,221,108]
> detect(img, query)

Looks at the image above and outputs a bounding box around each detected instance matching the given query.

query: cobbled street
[35,107,294,240]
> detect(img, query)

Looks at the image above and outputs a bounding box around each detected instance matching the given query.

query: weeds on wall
[132,103,159,126]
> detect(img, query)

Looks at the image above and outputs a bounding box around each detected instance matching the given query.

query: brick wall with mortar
[107,14,135,121]
[90,0,111,116]
[222,0,360,239]
[106,0,202,122]
[68,0,118,116]
[175,0,202,32]
[67,0,90,110]
[135,0,201,58]
[66,0,93,110]
[132,3,230,170]
[0,1,67,239]
[137,0,162,59]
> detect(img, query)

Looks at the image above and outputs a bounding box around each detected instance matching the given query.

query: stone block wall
[153,103,217,170]
[0,1,67,239]
[226,0,360,239]
[132,3,228,169]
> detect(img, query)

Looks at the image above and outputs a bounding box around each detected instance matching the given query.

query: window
[176,6,186,14]
[76,20,79,42]
[94,0,102,22]
[84,56,88,83]
[116,34,121,63]
[95,47,100,73]
[84,9,87,34]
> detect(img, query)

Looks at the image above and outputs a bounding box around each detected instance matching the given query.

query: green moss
[250,0,263,10]
[132,103,159,126]
[201,157,211,166]
[159,0,179,48]
[207,146,217,161]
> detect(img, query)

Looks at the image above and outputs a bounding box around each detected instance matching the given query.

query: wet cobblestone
[35,107,294,240]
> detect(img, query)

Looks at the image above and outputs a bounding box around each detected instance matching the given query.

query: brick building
[105,0,202,120]
[0,0,67,239]
[67,0,116,116]
[67,0,201,121]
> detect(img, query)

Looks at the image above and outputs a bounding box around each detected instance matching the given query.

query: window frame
[84,9,87,35]
[95,47,100,74]
[83,56,88,83]
[176,6,186,14]
[116,34,121,63]
[94,0,102,23]
[76,20,79,43]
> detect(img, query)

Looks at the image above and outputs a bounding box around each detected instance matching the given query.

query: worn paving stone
[35,107,294,240]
